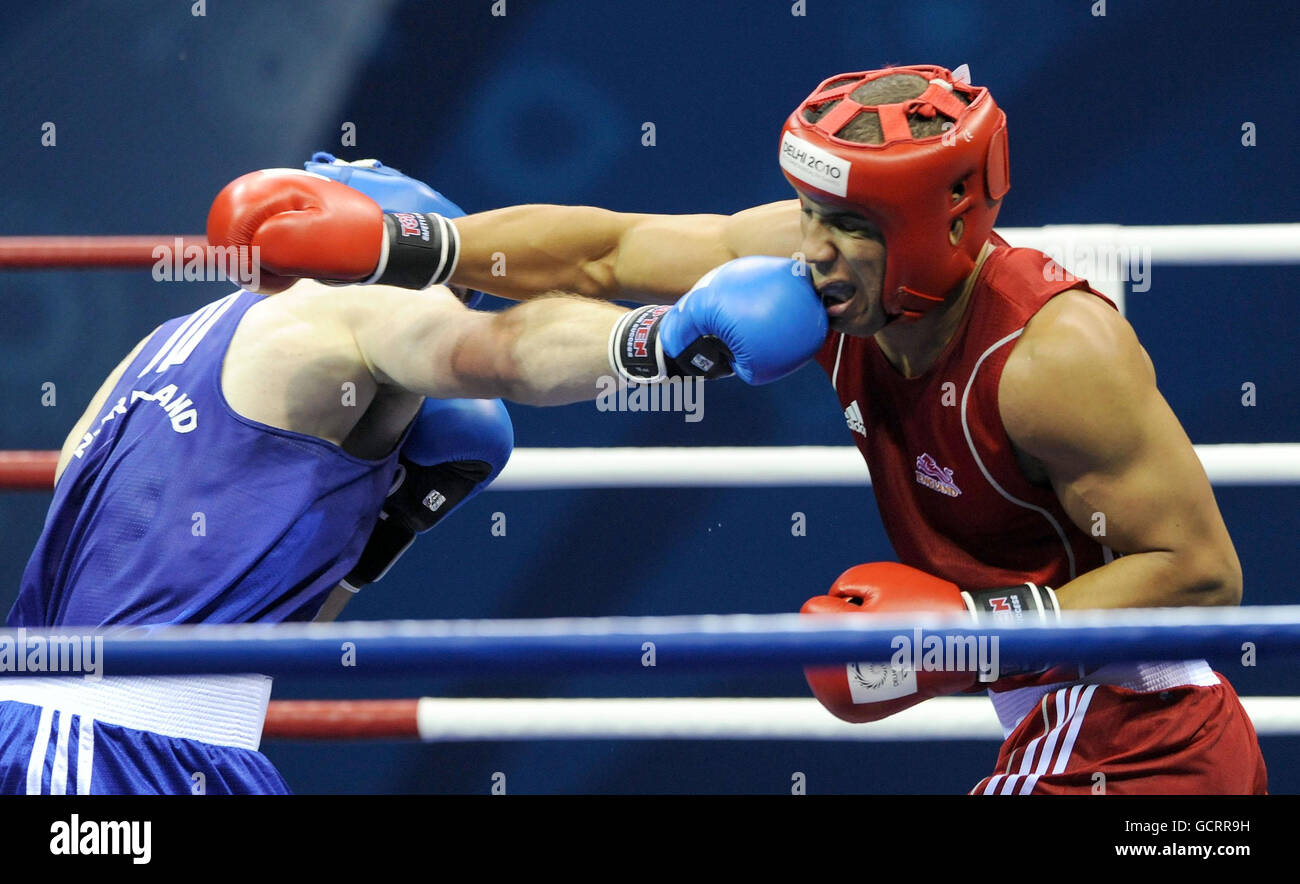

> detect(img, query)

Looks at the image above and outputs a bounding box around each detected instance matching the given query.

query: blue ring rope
[0,606,1295,678]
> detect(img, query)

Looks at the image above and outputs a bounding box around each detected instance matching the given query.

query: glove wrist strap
[608,305,736,383]
[609,305,672,382]
[960,583,1060,625]
[371,212,461,289]
[960,583,1060,683]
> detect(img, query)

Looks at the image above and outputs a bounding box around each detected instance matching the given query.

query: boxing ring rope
[0,236,208,269]
[263,696,1300,741]
[2,443,1299,491]
[4,606,1300,676]
[0,452,62,491]
[996,224,1300,265]
[4,610,1299,741]
[2,224,1297,268]
[3,222,1298,745]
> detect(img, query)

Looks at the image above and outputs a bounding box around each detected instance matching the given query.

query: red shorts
[971,673,1267,795]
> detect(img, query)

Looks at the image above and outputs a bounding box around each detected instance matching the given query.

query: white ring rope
[998,223,1300,265]
[490,444,1300,490]
[408,696,1300,742]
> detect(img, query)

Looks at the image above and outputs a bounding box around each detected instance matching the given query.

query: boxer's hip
[0,674,287,794]
[974,666,1266,795]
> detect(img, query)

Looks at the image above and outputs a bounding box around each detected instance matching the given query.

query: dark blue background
[0,0,1295,793]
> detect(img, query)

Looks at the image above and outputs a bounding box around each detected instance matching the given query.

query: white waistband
[0,675,272,751]
[988,660,1220,738]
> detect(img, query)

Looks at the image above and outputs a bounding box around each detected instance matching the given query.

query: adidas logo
[844,400,866,436]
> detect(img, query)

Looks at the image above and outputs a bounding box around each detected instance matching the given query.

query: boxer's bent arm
[1000,290,1241,610]
[451,200,802,304]
[341,282,626,406]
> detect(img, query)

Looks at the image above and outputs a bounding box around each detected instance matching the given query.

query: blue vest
[9,291,403,627]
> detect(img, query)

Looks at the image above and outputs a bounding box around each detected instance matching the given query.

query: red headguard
[779,64,1010,321]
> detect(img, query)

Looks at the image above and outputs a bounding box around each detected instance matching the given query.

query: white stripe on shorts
[49,710,73,794]
[25,706,55,795]
[76,715,95,795]
[978,684,1099,795]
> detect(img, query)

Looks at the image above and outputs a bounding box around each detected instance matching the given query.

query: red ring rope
[264,700,420,740]
[0,236,207,269]
[0,451,57,491]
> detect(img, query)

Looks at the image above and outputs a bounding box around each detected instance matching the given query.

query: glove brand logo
[984,595,1025,622]
[843,400,866,436]
[627,306,670,359]
[915,452,960,497]
[394,212,430,242]
[422,490,446,512]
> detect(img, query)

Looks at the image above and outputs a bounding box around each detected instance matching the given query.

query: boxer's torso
[9,289,408,628]
[815,234,1115,590]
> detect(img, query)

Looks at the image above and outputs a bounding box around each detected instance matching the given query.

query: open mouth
[817,281,856,315]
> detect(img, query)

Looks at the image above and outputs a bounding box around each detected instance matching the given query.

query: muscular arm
[450,200,802,303]
[260,281,630,623]
[337,281,627,406]
[1000,290,1242,610]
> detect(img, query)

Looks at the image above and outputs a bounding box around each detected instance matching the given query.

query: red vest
[815,234,1116,591]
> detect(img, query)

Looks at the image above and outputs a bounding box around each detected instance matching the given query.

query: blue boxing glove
[304,151,485,308]
[609,256,828,385]
[341,397,514,590]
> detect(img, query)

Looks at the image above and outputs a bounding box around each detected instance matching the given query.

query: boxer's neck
[875,241,993,378]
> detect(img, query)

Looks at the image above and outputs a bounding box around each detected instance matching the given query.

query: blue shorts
[0,700,290,795]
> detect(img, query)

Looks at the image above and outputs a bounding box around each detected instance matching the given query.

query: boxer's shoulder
[1010,289,1149,384]
[222,282,383,443]
[999,289,1154,456]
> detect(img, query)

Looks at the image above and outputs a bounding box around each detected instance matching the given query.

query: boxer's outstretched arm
[1000,290,1242,610]
[451,200,802,303]
[342,282,625,407]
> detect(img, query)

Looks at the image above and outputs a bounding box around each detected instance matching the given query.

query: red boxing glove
[800,562,1060,723]
[207,170,385,292]
[207,169,464,293]
[801,563,976,723]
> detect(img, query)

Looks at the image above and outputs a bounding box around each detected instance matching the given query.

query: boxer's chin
[828,297,883,338]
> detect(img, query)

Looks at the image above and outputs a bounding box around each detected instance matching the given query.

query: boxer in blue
[0,157,828,794]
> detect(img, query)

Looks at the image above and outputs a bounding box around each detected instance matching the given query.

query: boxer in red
[430,64,1266,794]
